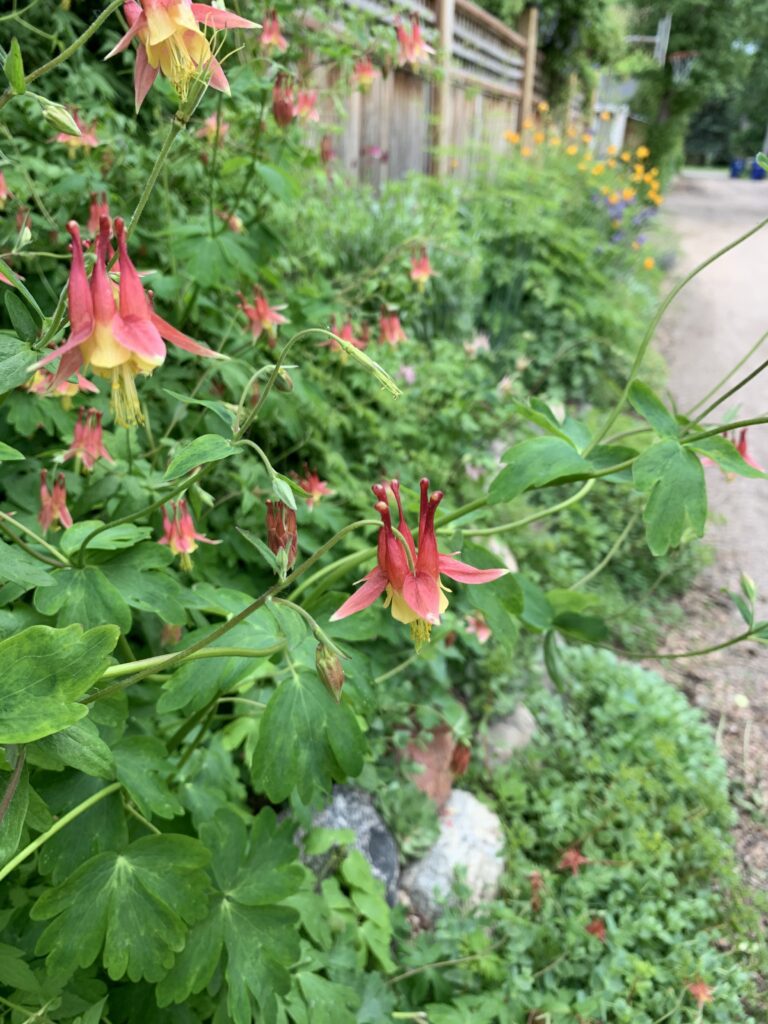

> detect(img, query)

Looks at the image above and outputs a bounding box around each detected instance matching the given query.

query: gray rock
[482,704,536,769]
[400,789,504,923]
[306,786,399,904]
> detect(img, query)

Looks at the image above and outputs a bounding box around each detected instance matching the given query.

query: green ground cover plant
[0,3,767,1022]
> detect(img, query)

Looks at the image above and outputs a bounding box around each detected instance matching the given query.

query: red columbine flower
[352,56,378,92]
[106,0,257,111]
[293,465,333,509]
[260,10,288,51]
[238,287,289,346]
[735,428,763,471]
[395,15,435,66]
[465,613,492,644]
[450,743,471,776]
[38,470,73,532]
[331,478,506,648]
[585,918,606,943]
[293,89,319,123]
[26,369,99,404]
[196,113,229,143]
[557,847,590,875]
[33,217,218,428]
[158,498,218,570]
[379,312,406,346]
[55,109,99,152]
[63,408,114,471]
[272,75,297,127]
[687,981,714,1006]
[410,249,433,289]
[265,499,298,575]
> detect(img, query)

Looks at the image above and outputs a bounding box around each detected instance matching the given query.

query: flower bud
[265,499,297,576]
[275,368,293,392]
[450,743,471,776]
[38,97,81,137]
[315,642,344,701]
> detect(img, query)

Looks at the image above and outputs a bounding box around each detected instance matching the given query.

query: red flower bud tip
[585,917,606,943]
[315,643,344,701]
[331,477,507,649]
[266,500,298,576]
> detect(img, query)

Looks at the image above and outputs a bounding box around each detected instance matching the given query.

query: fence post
[434,0,456,176]
[518,3,539,130]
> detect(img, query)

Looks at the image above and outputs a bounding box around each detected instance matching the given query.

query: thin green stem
[572,511,639,589]
[83,520,388,704]
[123,800,161,834]
[435,496,486,529]
[586,214,768,455]
[75,476,193,565]
[0,511,69,564]
[463,479,596,537]
[686,329,768,419]
[172,700,217,776]
[612,628,754,661]
[0,783,121,883]
[127,118,185,241]
[374,653,419,684]
[289,546,375,602]
[0,519,65,567]
[685,414,768,446]
[688,354,768,430]
[99,643,287,681]
[219,696,266,710]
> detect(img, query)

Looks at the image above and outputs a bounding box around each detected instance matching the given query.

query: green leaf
[113,736,183,821]
[163,388,236,429]
[32,835,210,982]
[0,624,118,743]
[513,399,573,443]
[517,574,553,631]
[34,566,132,632]
[252,672,365,803]
[757,151,768,171]
[255,162,298,201]
[0,943,38,991]
[628,381,679,437]
[0,761,29,866]
[29,718,113,778]
[164,433,236,478]
[588,444,638,482]
[489,436,591,504]
[0,441,24,461]
[635,442,707,556]
[3,37,25,94]
[59,521,153,556]
[4,291,39,343]
[0,537,54,590]
[0,332,35,395]
[237,527,280,573]
[689,434,767,479]
[156,809,301,1022]
[104,548,187,625]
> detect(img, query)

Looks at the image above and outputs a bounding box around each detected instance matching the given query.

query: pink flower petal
[113,314,166,361]
[402,571,442,624]
[438,554,507,584]
[151,313,220,358]
[330,568,388,621]
[190,4,257,30]
[134,46,159,111]
[104,10,147,58]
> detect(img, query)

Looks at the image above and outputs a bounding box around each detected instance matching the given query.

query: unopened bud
[275,368,293,392]
[265,499,297,576]
[38,97,80,137]
[315,642,344,701]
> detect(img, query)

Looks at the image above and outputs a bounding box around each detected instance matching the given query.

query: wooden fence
[322,0,544,183]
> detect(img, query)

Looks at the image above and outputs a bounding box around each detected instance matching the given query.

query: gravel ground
[650,170,768,887]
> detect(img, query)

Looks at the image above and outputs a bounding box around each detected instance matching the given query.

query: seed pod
[315,642,344,701]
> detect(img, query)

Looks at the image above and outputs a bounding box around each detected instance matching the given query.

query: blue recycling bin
[730,158,745,178]
[750,159,766,180]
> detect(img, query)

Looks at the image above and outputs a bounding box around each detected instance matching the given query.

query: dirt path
[653,170,768,886]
